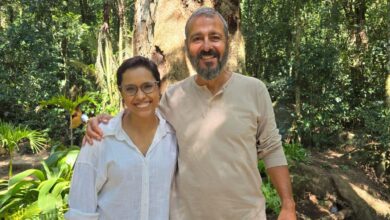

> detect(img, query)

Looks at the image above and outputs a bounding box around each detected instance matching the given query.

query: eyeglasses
[119,81,159,96]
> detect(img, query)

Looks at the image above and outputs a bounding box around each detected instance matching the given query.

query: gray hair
[184,7,229,40]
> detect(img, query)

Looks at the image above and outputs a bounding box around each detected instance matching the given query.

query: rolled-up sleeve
[256,83,288,168]
[65,143,106,220]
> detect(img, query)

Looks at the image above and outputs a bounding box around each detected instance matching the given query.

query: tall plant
[40,94,96,146]
[93,0,133,114]
[0,121,47,178]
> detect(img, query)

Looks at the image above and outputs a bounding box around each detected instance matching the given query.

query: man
[86,7,296,220]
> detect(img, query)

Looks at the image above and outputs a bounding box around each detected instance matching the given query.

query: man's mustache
[197,50,219,59]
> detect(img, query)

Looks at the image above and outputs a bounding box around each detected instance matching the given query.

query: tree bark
[386,74,390,106]
[117,0,125,62]
[133,0,157,57]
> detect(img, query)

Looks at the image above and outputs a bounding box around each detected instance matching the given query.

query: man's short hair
[184,7,229,40]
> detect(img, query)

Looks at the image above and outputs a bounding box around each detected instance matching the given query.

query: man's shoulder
[232,73,266,90]
[164,76,194,97]
[168,76,193,90]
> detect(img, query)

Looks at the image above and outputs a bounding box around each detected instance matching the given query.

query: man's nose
[202,38,211,51]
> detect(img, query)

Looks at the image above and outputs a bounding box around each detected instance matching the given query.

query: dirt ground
[289,148,390,220]
[0,150,49,180]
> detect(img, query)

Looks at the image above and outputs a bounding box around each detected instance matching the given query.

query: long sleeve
[256,82,287,168]
[65,143,106,220]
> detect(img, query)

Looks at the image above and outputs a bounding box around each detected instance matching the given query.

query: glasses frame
[119,81,159,96]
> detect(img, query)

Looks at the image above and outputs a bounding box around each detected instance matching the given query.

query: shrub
[0,146,79,219]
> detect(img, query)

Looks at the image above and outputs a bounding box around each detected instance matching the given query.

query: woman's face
[120,67,160,118]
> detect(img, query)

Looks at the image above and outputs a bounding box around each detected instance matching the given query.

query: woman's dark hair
[116,56,161,87]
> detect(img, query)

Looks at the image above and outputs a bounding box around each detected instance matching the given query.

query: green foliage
[0,1,100,143]
[261,181,281,214]
[0,146,80,219]
[356,103,390,179]
[0,121,47,177]
[259,142,308,215]
[283,142,308,164]
[40,94,96,115]
[39,94,96,146]
[242,0,388,150]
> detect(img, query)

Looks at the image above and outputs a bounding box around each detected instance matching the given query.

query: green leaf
[9,169,45,187]
[38,178,58,197]
[51,181,69,198]
[0,180,35,208]
[0,197,23,216]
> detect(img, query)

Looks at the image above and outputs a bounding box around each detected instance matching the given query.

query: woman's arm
[65,143,105,220]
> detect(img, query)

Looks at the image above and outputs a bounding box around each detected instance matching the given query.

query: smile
[200,55,217,60]
[134,101,152,108]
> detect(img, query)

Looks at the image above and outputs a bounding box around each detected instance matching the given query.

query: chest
[169,93,259,146]
[101,137,177,184]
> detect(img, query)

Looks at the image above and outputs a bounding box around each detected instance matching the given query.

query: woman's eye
[126,86,137,93]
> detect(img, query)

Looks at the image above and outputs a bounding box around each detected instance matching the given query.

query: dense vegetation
[0,0,388,218]
[242,0,389,178]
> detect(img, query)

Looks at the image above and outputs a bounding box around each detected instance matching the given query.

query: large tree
[133,0,245,90]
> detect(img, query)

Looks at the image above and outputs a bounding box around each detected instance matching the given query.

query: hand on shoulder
[82,113,113,146]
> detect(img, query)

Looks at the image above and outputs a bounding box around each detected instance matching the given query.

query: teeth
[201,55,215,59]
[135,102,150,108]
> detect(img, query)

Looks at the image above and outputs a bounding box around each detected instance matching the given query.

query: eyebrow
[190,31,223,39]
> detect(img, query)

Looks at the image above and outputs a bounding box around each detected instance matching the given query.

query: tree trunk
[117,0,125,62]
[343,0,368,108]
[133,0,157,57]
[386,74,390,107]
[290,0,303,143]
[133,0,245,91]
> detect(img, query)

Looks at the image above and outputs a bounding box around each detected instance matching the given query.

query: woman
[65,56,177,220]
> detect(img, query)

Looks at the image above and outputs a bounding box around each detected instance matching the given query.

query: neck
[122,111,158,132]
[195,69,232,95]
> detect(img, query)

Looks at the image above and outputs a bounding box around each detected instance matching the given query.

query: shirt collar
[102,109,174,142]
[191,73,236,97]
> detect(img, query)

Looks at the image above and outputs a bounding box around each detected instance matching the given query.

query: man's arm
[254,81,296,219]
[267,165,296,220]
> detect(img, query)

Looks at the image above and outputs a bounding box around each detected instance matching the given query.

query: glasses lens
[124,85,138,96]
[141,82,156,94]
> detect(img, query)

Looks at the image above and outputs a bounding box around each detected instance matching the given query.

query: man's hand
[278,199,296,220]
[266,165,297,220]
[82,114,113,145]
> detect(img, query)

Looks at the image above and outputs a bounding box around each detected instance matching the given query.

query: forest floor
[288,147,390,220]
[0,147,389,220]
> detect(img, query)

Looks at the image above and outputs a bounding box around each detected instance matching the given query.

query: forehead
[187,15,225,36]
[122,67,154,84]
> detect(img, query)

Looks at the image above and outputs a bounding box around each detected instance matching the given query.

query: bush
[0,146,79,219]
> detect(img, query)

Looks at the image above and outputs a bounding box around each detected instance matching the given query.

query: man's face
[185,15,229,80]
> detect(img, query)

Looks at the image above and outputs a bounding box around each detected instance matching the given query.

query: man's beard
[187,46,229,80]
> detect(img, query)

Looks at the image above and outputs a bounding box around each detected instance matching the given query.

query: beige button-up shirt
[160,73,287,220]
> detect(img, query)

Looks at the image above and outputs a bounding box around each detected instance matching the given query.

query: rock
[331,174,384,220]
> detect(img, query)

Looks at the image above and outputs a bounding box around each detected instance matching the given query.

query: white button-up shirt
[65,111,177,220]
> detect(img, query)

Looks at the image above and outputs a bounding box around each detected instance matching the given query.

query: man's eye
[211,36,221,41]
